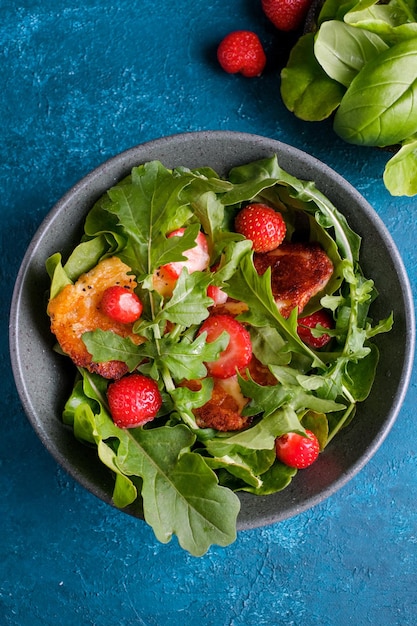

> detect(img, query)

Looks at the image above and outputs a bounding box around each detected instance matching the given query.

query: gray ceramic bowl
[10,131,415,530]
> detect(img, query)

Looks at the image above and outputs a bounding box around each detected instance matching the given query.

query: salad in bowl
[44,152,393,556]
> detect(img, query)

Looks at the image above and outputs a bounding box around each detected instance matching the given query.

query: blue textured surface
[2,2,417,625]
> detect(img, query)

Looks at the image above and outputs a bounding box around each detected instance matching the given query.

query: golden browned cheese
[181,355,277,432]
[253,242,334,318]
[48,256,144,379]
[183,377,251,432]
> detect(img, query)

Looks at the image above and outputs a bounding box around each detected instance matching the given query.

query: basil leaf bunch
[280,0,417,196]
[48,156,392,556]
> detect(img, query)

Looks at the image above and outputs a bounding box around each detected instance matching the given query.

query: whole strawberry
[234,203,286,252]
[107,373,162,429]
[275,429,320,469]
[262,0,312,32]
[297,309,333,349]
[217,31,266,78]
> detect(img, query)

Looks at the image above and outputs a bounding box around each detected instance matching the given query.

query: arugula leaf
[205,407,305,458]
[82,330,145,372]
[158,269,213,326]
[301,410,329,450]
[221,156,287,205]
[66,369,240,556]
[117,427,240,556]
[82,327,228,383]
[238,461,297,495]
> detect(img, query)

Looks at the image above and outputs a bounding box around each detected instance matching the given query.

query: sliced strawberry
[198,314,252,379]
[217,31,266,78]
[275,429,320,469]
[107,373,162,428]
[100,285,143,324]
[235,204,286,253]
[207,284,228,305]
[297,310,333,349]
[162,228,210,279]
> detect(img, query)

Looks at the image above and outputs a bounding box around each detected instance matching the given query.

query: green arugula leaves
[280,0,417,196]
[48,156,392,555]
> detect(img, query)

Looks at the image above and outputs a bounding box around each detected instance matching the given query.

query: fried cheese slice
[253,242,334,318]
[48,256,144,379]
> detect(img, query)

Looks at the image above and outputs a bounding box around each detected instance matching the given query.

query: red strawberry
[107,373,162,428]
[217,31,266,78]
[297,310,333,349]
[262,0,312,32]
[207,284,228,305]
[235,203,286,253]
[198,314,252,379]
[275,429,320,469]
[101,285,143,324]
[162,228,210,279]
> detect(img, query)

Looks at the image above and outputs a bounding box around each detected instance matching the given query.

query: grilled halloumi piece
[253,242,334,318]
[182,376,251,431]
[181,355,278,431]
[48,256,144,379]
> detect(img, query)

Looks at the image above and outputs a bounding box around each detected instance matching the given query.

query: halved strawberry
[100,285,143,324]
[107,373,162,428]
[235,204,286,253]
[207,284,228,305]
[297,310,333,349]
[275,429,320,469]
[198,314,252,379]
[162,228,210,279]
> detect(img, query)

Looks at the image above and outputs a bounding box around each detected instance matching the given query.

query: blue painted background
[2,1,417,624]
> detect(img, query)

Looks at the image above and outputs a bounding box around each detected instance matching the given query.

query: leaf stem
[161,363,175,393]
[396,0,416,22]
[325,401,356,447]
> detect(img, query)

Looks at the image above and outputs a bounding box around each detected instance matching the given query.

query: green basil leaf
[345,1,417,44]
[333,38,417,146]
[383,138,417,196]
[314,20,388,87]
[281,33,345,121]
[318,0,359,23]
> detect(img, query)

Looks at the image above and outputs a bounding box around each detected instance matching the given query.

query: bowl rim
[9,130,416,529]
